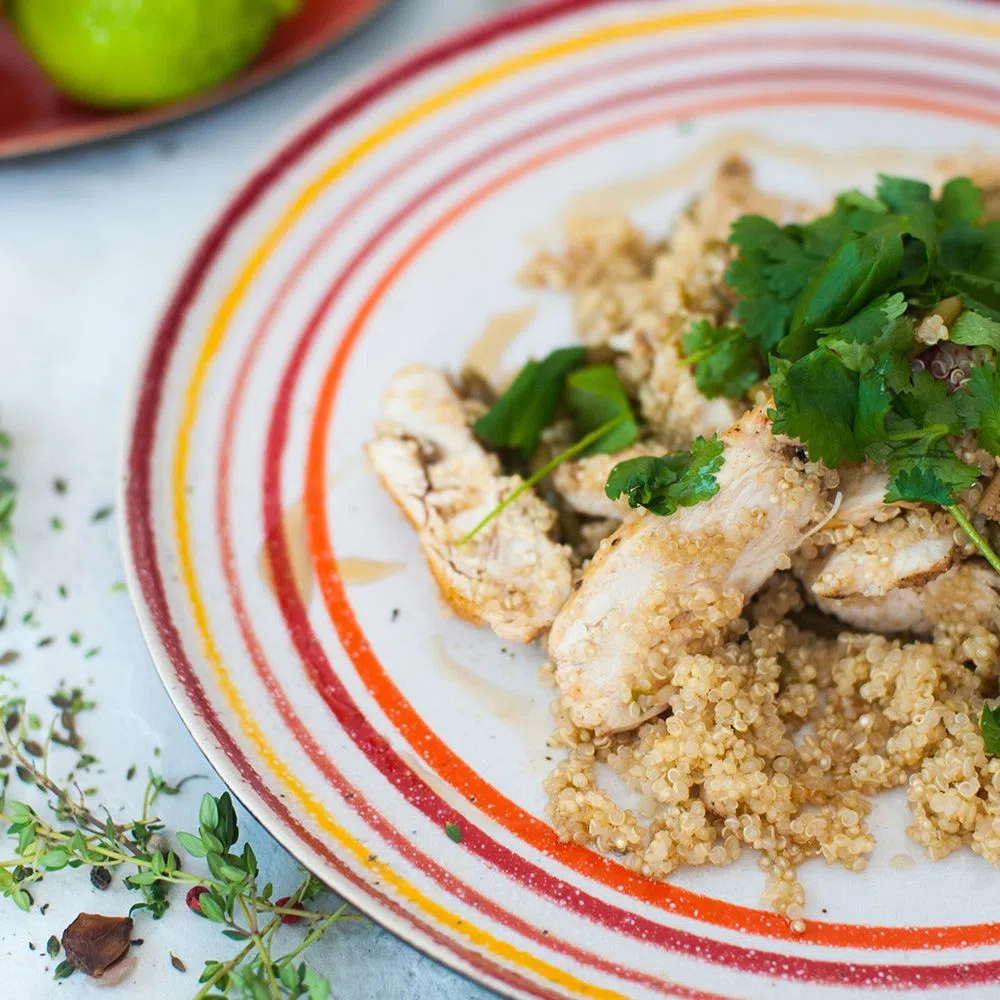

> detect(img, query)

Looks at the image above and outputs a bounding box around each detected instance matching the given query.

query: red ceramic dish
[0,0,389,159]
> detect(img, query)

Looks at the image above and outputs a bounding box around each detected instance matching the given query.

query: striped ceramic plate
[121,2,1000,996]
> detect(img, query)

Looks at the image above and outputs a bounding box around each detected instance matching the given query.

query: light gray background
[0,1,526,995]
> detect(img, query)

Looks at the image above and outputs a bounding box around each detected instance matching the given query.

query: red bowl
[0,0,390,159]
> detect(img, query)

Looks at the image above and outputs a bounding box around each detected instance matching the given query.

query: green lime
[7,0,299,108]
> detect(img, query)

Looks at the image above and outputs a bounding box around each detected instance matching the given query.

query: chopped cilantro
[982,703,1000,757]
[564,364,638,453]
[463,355,637,542]
[681,320,761,399]
[966,365,1000,454]
[473,347,585,459]
[949,309,1000,350]
[784,226,905,357]
[665,171,1000,582]
[935,176,983,227]
[605,435,724,517]
[884,461,972,508]
[769,351,863,467]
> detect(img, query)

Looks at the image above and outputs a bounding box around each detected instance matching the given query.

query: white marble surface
[0,1,523,995]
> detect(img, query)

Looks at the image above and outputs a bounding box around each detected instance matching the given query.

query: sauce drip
[337,558,405,585]
[463,305,537,382]
[258,499,313,605]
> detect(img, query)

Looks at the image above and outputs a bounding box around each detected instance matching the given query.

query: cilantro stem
[676,347,715,366]
[947,504,1000,576]
[459,415,626,545]
[887,424,951,444]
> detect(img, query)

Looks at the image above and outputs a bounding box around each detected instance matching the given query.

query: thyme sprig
[0,692,357,996]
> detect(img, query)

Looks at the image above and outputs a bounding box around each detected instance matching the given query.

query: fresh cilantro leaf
[463,363,635,543]
[832,320,915,389]
[818,292,907,346]
[769,350,863,466]
[795,189,888,258]
[731,296,793,353]
[730,215,807,294]
[966,364,1000,454]
[473,347,585,459]
[884,466,956,506]
[783,227,904,358]
[605,435,724,517]
[949,309,1000,350]
[564,365,638,454]
[876,177,939,275]
[884,438,981,504]
[727,215,813,349]
[936,177,983,227]
[982,703,1000,757]
[816,293,913,382]
[876,175,932,215]
[948,270,1000,322]
[896,369,977,437]
[855,358,893,447]
[681,320,761,399]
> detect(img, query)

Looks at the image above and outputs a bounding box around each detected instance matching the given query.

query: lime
[7,0,299,108]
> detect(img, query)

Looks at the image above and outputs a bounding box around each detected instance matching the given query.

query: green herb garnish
[605,435,725,516]
[564,364,638,453]
[473,347,585,459]
[676,172,1000,567]
[460,415,628,545]
[981,702,1000,757]
[680,319,761,400]
[462,355,637,543]
[949,309,1000,350]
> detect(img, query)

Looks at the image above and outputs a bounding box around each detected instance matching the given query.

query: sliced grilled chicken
[548,405,832,735]
[367,365,573,642]
[802,510,958,600]
[815,561,1000,636]
[830,465,897,529]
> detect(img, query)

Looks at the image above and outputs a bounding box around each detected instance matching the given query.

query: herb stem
[459,415,626,545]
[275,904,349,968]
[947,504,1000,575]
[238,894,283,995]
[193,939,259,999]
[676,338,738,367]
[887,424,950,444]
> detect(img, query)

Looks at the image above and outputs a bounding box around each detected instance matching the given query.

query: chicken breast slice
[548,405,832,734]
[814,561,1000,636]
[367,365,573,642]
[802,510,958,600]
[830,465,896,529]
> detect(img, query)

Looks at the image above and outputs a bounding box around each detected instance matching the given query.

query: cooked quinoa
[372,154,1000,929]
[543,579,999,930]
[527,157,1000,929]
